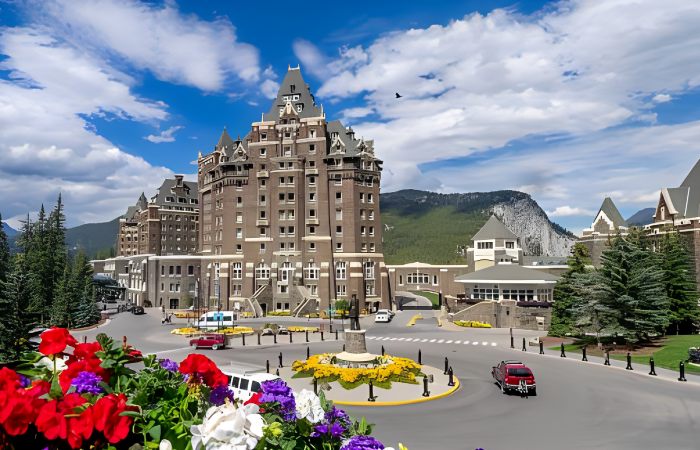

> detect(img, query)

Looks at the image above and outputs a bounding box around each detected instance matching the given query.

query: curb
[333,377,460,407]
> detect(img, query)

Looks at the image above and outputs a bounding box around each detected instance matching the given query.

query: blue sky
[1,0,700,235]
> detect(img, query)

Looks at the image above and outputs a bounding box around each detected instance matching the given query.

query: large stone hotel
[97,67,390,315]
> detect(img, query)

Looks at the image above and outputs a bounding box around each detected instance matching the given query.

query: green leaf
[147,424,162,441]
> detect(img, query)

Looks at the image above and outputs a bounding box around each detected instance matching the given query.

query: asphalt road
[74,309,700,450]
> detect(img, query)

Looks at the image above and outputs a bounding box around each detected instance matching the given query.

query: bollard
[649,357,657,376]
[448,366,455,387]
[422,375,430,397]
[335,330,338,340]
[381,345,385,356]
[522,337,526,352]
[510,335,514,349]
[274,334,277,344]
[276,368,280,376]
[289,332,293,344]
[539,341,544,355]
[368,381,376,402]
[582,346,587,362]
[313,377,318,395]
[242,333,246,346]
[307,346,310,359]
[306,330,309,343]
[343,344,346,352]
[83,336,88,343]
[626,352,633,370]
[560,343,566,358]
[418,349,422,365]
[278,352,283,368]
[257,333,261,346]
[678,361,687,382]
[444,357,449,375]
[604,351,610,366]
[266,360,270,373]
[321,331,324,341]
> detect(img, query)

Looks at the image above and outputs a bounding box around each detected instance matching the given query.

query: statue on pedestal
[349,294,360,331]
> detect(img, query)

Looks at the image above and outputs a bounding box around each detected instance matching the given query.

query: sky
[1,0,700,235]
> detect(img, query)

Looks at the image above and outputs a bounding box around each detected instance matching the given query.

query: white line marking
[454,340,461,344]
[482,341,488,346]
[491,342,497,347]
[397,338,406,341]
[463,341,470,345]
[421,339,429,343]
[390,338,397,341]
[437,339,445,343]
[366,336,375,340]
[430,339,436,343]
[446,340,453,344]
[472,342,479,346]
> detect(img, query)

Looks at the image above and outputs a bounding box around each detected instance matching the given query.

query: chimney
[175,174,184,186]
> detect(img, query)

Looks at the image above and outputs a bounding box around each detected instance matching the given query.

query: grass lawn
[411,290,440,310]
[550,335,700,374]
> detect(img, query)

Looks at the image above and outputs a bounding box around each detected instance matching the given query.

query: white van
[196,311,238,329]
[375,311,390,323]
[222,371,280,402]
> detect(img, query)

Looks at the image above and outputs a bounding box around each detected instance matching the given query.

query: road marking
[491,342,497,347]
[397,338,406,341]
[482,341,488,346]
[390,338,397,341]
[421,339,428,343]
[445,340,453,344]
[463,341,470,345]
[454,340,461,344]
[472,342,479,346]
[429,339,436,343]
[366,336,375,340]
[437,339,445,343]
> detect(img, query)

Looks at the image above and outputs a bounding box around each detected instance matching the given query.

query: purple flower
[209,385,235,405]
[341,435,384,450]
[70,371,103,395]
[18,375,31,388]
[311,422,346,439]
[325,405,350,425]
[160,358,179,372]
[260,379,296,421]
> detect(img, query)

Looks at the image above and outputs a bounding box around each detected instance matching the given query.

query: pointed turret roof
[263,67,322,121]
[137,192,148,210]
[471,216,518,241]
[216,128,235,150]
[596,197,626,228]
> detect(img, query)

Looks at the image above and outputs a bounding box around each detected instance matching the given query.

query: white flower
[37,356,68,372]
[191,402,265,450]
[159,440,173,450]
[294,389,325,423]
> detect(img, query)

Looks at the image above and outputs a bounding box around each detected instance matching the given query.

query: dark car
[491,360,536,395]
[190,334,226,350]
[130,306,145,315]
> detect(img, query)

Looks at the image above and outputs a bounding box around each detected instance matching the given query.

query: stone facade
[579,197,628,266]
[449,300,551,331]
[387,262,468,299]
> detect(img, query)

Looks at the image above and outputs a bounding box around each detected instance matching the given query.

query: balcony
[306,217,319,225]
[256,219,269,226]
[305,168,319,176]
[257,170,269,178]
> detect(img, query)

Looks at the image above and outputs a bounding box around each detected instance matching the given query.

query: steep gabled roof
[137,192,148,210]
[216,128,235,150]
[678,159,700,218]
[152,178,198,207]
[597,197,626,228]
[455,263,559,283]
[263,67,322,121]
[471,216,518,241]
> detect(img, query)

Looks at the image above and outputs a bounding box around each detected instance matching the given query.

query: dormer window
[260,133,267,141]
[293,94,300,101]
[279,108,284,114]
[296,104,303,112]
[331,132,339,140]
[290,84,296,93]
[660,206,665,220]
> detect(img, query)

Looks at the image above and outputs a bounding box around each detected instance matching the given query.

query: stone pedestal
[345,329,368,354]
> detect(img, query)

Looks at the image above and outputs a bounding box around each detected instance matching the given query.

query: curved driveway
[74,310,700,450]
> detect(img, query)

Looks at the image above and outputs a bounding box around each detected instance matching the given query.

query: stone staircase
[292,285,317,317]
[247,283,268,317]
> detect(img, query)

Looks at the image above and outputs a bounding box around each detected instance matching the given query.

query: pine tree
[0,255,35,362]
[0,212,10,285]
[50,265,72,328]
[28,204,51,316]
[660,232,700,334]
[549,243,590,336]
[72,253,100,328]
[48,194,67,301]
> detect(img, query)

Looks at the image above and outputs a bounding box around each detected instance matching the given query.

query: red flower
[93,393,137,444]
[36,393,92,449]
[0,367,20,391]
[39,328,78,356]
[179,354,228,387]
[69,342,103,363]
[0,391,44,436]
[59,357,109,393]
[244,391,262,406]
[127,348,143,362]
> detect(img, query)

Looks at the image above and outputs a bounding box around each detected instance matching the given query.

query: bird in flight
[395,92,402,98]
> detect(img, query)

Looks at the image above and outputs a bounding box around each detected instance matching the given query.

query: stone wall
[450,300,551,331]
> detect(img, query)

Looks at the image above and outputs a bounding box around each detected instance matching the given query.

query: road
[74,309,700,450]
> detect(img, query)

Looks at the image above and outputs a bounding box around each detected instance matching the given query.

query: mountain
[626,207,655,226]
[2,222,17,238]
[380,189,577,265]
[65,217,120,257]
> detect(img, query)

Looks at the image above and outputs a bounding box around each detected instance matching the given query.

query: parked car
[222,371,280,403]
[375,311,391,323]
[376,309,395,318]
[277,327,289,335]
[260,328,275,336]
[491,360,536,395]
[130,306,145,315]
[190,334,226,350]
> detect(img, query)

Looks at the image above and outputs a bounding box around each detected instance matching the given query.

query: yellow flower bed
[268,310,291,316]
[288,326,319,333]
[239,311,255,318]
[454,320,492,328]
[218,326,255,335]
[292,353,422,389]
[170,327,199,335]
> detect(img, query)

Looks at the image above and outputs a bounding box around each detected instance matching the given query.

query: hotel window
[304,263,319,279]
[260,227,266,236]
[369,226,374,236]
[336,192,342,201]
[309,209,316,217]
[309,176,316,186]
[364,262,375,279]
[310,131,316,140]
[260,133,267,141]
[360,193,364,202]
[260,210,267,219]
[309,242,316,251]
[334,175,342,186]
[288,193,295,201]
[407,273,429,284]
[360,209,366,220]
[232,284,242,297]
[361,243,367,252]
[335,242,343,252]
[336,209,342,220]
[259,194,266,205]
[279,193,285,202]
[335,261,346,279]
[280,242,286,250]
[289,242,295,251]
[369,243,375,252]
[287,176,294,184]
[236,213,243,223]
[232,263,242,279]
[237,197,242,206]
[188,265,194,275]
[161,266,165,275]
[433,275,439,285]
[506,241,515,249]
[255,264,270,280]
[368,193,374,203]
[278,162,285,170]
[336,226,343,236]
[309,192,316,202]
[472,288,500,300]
[288,226,295,235]
[236,244,242,253]
[309,226,316,234]
[279,226,285,236]
[477,242,494,249]
[260,179,266,187]
[236,228,242,238]
[336,284,347,297]
[361,226,366,235]
[368,210,374,220]
[279,176,285,186]
[260,243,266,253]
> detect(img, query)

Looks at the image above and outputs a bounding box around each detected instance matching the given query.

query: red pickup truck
[492,360,536,395]
[190,334,226,350]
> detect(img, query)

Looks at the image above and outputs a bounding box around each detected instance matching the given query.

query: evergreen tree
[570,270,622,344]
[660,232,700,334]
[0,212,10,284]
[549,243,590,336]
[0,255,35,362]
[48,194,67,300]
[28,204,51,316]
[72,253,100,328]
[49,265,72,328]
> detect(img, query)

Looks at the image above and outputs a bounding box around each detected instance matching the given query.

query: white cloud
[313,0,700,227]
[292,39,330,79]
[547,206,595,217]
[0,28,172,225]
[145,125,183,143]
[260,79,280,99]
[32,0,261,91]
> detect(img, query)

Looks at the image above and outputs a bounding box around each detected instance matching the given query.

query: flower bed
[288,326,319,333]
[217,326,255,335]
[292,354,423,390]
[268,310,292,316]
[454,320,492,328]
[171,326,199,335]
[0,327,404,450]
